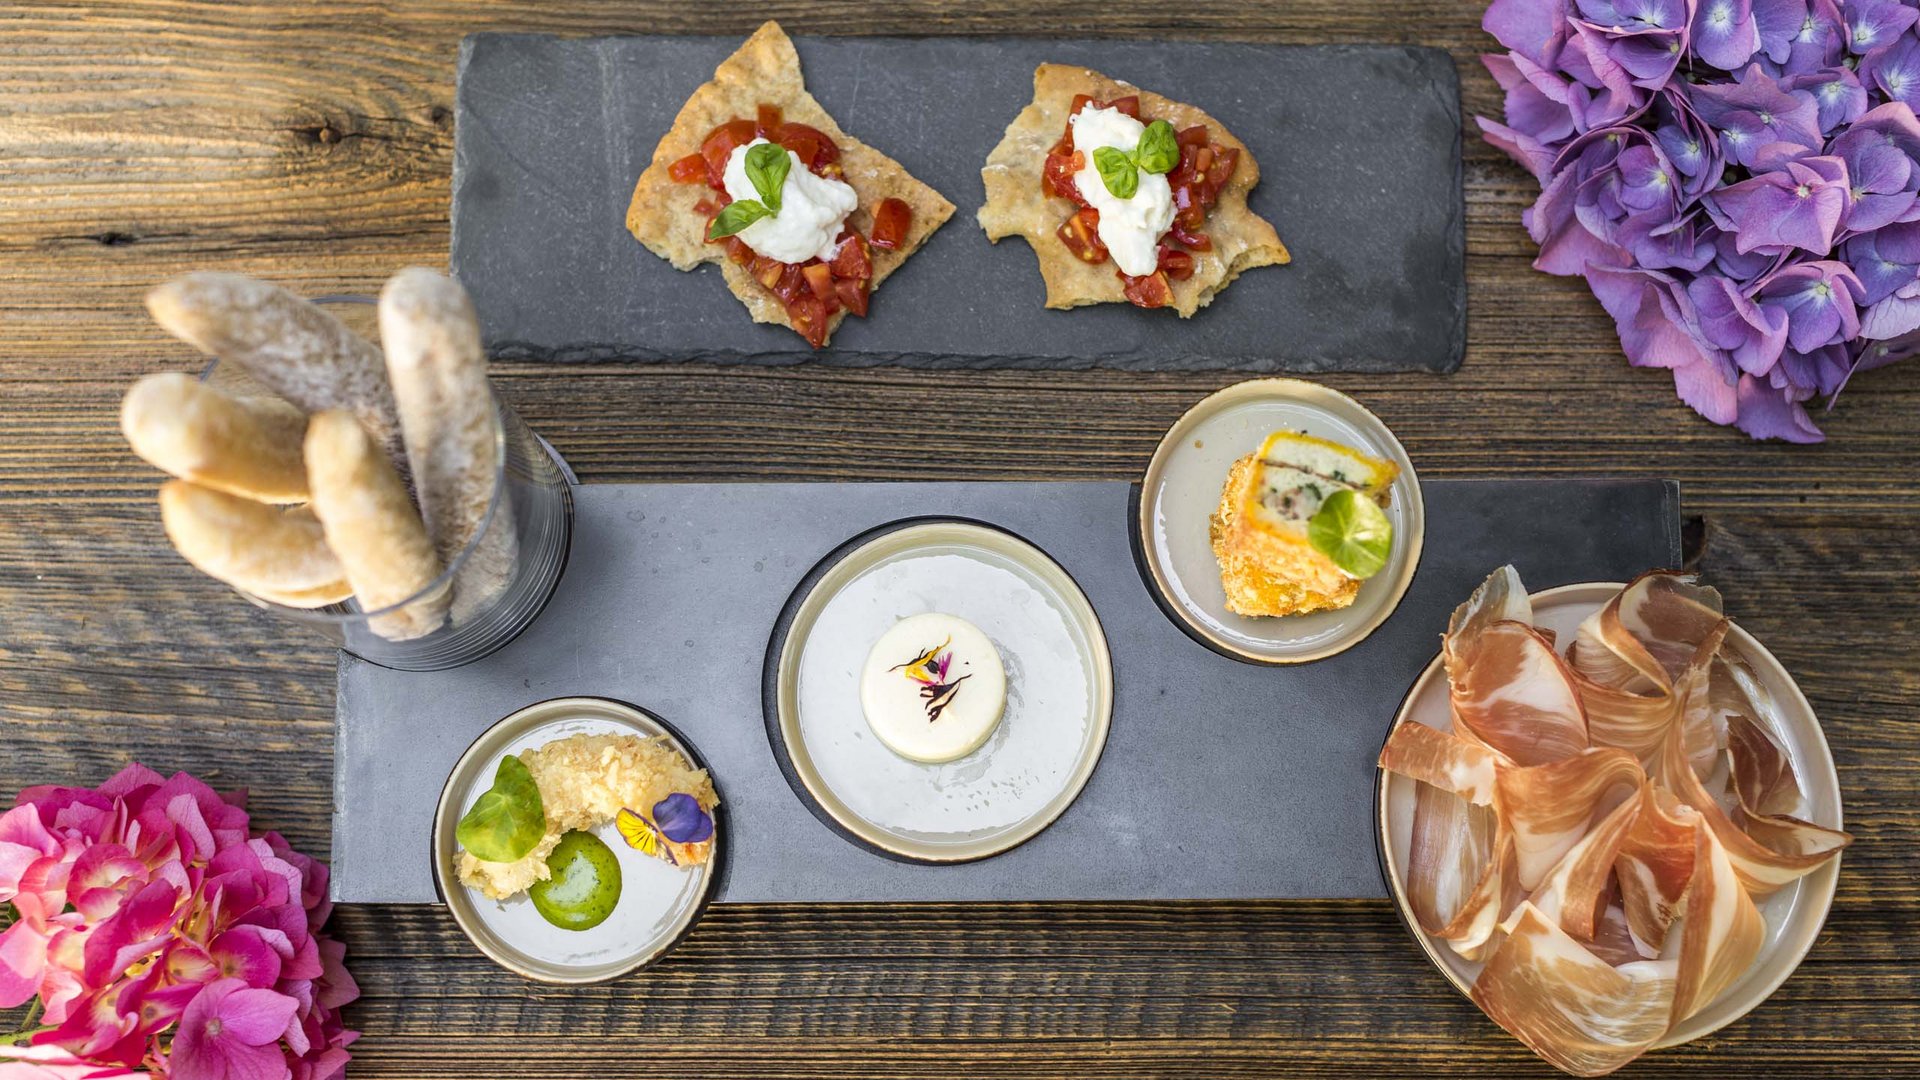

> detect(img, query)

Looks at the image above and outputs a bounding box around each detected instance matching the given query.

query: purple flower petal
[1486,0,1573,67]
[1844,0,1917,55]
[1860,34,1920,106]
[1692,0,1763,70]
[1688,275,1791,373]
[1734,374,1826,439]
[1690,64,1824,164]
[1756,259,1866,350]
[1485,53,1579,143]
[1711,159,1850,254]
[1753,0,1810,65]
[652,793,714,844]
[1781,0,1848,75]
[1784,66,1868,132]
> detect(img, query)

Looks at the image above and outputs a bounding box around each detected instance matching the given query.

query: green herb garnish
[706,142,791,240]
[455,755,546,863]
[1307,488,1394,580]
[1093,119,1179,199]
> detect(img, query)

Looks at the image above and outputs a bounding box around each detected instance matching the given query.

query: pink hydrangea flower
[0,765,357,1080]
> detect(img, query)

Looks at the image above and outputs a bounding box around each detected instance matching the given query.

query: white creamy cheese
[721,138,858,264]
[860,613,1008,764]
[1068,104,1176,276]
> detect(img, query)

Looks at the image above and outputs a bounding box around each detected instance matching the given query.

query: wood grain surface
[2,1,1916,1077]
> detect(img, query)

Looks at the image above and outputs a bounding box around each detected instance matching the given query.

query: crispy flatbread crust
[978,64,1290,317]
[625,21,955,346]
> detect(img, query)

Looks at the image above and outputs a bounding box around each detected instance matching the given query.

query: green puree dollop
[529,830,622,931]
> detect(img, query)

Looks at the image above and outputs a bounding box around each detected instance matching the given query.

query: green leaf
[1307,488,1395,580]
[1136,120,1179,174]
[1093,146,1139,199]
[743,141,790,212]
[456,755,546,863]
[707,199,773,240]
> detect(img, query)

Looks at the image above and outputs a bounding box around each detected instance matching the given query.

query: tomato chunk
[723,236,754,266]
[787,295,830,348]
[1157,247,1195,281]
[829,233,873,281]
[1043,149,1086,205]
[1056,208,1109,263]
[1176,125,1210,148]
[1169,220,1212,252]
[756,104,783,138]
[700,118,758,188]
[1206,146,1239,190]
[800,262,835,302]
[668,153,707,183]
[833,276,870,318]
[775,122,840,172]
[870,198,912,250]
[1120,270,1174,309]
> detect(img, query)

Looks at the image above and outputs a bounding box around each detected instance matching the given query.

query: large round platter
[765,517,1113,863]
[1376,582,1845,1047]
[1137,378,1424,665]
[432,697,723,984]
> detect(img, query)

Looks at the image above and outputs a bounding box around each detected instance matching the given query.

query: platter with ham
[1377,567,1852,1077]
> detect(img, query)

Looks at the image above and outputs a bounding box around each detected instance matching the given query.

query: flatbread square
[978,64,1289,317]
[626,21,954,346]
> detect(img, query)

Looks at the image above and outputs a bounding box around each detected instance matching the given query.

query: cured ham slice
[1496,748,1643,890]
[1472,903,1677,1078]
[1379,567,1850,1076]
[1451,621,1589,766]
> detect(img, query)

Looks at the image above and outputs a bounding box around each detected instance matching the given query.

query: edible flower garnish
[890,635,973,723]
[615,793,715,866]
[1306,488,1393,579]
[1093,118,1180,199]
[707,141,790,239]
[455,755,546,863]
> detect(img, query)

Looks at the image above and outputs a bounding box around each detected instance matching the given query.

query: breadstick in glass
[305,409,448,642]
[121,372,310,503]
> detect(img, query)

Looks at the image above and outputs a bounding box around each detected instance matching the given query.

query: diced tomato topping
[829,233,873,281]
[1206,146,1238,190]
[756,104,783,138]
[693,195,723,218]
[668,153,707,183]
[1176,125,1209,148]
[870,198,912,250]
[1043,149,1087,205]
[787,295,830,348]
[1057,208,1109,263]
[1104,95,1141,118]
[774,122,840,172]
[1120,270,1174,308]
[751,254,784,291]
[723,236,754,266]
[1157,247,1195,281]
[1169,220,1211,251]
[833,276,870,318]
[800,262,835,302]
[700,118,758,188]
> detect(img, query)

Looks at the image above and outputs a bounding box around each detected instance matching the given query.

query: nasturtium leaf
[1307,488,1395,580]
[1136,120,1180,174]
[652,792,714,844]
[707,199,772,240]
[743,141,790,212]
[1093,146,1139,199]
[455,755,546,863]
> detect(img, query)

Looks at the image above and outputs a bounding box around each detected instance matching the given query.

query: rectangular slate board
[332,478,1678,904]
[451,32,1465,372]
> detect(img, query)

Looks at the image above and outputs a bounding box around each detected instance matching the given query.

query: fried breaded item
[979,64,1289,317]
[1211,456,1356,618]
[624,20,955,346]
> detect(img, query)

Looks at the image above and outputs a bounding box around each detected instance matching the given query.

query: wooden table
[3,2,1915,1076]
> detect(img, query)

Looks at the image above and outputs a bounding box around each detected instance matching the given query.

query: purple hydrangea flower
[1842,0,1917,54]
[1688,275,1791,372]
[1690,63,1824,164]
[1485,52,1579,144]
[1710,155,1852,253]
[1574,0,1694,87]
[1692,0,1764,70]
[1755,259,1867,350]
[1859,33,1920,106]
[1828,100,1920,230]
[1843,221,1920,305]
[1778,0,1849,76]
[1753,0,1812,66]
[1785,66,1869,133]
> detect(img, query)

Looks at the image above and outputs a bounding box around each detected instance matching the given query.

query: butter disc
[859,613,1007,763]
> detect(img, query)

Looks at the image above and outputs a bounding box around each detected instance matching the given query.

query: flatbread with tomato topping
[626,21,954,347]
[978,64,1289,318]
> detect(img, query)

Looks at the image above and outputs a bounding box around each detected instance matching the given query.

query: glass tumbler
[196,296,572,670]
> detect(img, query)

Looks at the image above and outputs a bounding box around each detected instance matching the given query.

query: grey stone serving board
[332,478,1679,904]
[450,32,1465,372]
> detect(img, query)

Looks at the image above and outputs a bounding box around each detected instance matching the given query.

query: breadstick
[159,481,346,600]
[379,268,516,625]
[145,273,406,477]
[121,372,310,503]
[304,409,448,641]
[251,579,355,609]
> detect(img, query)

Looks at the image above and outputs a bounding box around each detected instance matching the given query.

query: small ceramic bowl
[1136,378,1424,665]
[764,517,1113,864]
[432,697,723,983]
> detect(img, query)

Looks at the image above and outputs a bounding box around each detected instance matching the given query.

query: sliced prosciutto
[1379,567,1850,1076]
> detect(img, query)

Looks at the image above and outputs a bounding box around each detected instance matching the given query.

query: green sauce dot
[529,830,622,931]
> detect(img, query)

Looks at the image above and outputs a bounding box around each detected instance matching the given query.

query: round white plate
[432,697,721,984]
[1138,378,1424,665]
[1376,582,1844,1046]
[767,518,1113,863]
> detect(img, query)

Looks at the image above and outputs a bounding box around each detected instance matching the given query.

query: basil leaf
[1093,146,1139,199]
[707,199,772,240]
[743,141,790,212]
[456,755,546,863]
[1135,119,1180,175]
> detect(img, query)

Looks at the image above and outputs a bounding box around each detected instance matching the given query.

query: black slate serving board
[331,478,1678,904]
[451,33,1465,372]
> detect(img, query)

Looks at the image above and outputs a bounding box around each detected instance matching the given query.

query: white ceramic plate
[769,519,1113,862]
[1138,378,1424,664]
[432,697,720,983]
[1377,582,1845,1046]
